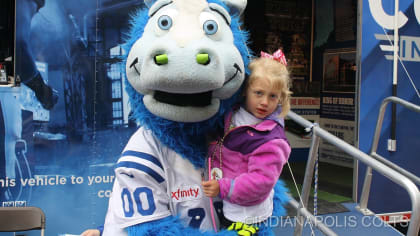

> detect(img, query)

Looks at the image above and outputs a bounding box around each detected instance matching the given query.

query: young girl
[202,49,292,235]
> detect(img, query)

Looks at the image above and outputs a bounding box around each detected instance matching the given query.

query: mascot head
[124,0,251,167]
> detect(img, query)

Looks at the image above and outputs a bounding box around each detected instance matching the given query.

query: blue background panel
[359,0,420,214]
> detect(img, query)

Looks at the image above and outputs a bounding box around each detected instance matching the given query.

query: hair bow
[260,49,287,66]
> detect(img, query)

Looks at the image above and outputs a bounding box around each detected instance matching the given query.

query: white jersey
[103,127,219,235]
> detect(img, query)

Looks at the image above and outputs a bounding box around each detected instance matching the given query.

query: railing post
[356,166,374,215]
[294,124,321,236]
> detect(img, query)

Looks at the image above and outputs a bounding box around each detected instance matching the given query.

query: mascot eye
[203,20,218,35]
[158,15,172,30]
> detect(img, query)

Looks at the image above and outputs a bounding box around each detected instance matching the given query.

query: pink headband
[260,49,287,66]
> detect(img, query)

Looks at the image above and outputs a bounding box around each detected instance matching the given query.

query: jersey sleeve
[103,129,172,233]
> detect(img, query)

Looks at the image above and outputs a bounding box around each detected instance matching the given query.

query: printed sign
[319,50,356,167]
[286,97,320,150]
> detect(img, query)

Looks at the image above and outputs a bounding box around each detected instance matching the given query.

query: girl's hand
[201,180,220,197]
[80,229,101,236]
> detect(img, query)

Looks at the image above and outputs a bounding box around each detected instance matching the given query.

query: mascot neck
[129,96,226,169]
[144,114,223,169]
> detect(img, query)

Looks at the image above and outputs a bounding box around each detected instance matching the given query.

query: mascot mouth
[152,63,241,107]
[224,63,242,85]
[154,91,212,107]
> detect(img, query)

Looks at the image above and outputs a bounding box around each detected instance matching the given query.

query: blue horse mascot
[103,0,289,235]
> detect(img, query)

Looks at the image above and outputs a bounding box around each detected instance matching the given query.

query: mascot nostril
[196,53,210,65]
[154,54,169,65]
[103,0,289,235]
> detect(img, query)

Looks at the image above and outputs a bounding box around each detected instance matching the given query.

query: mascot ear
[144,0,157,8]
[222,0,247,15]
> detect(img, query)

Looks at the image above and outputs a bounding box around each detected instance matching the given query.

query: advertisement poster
[286,97,320,148]
[319,50,356,167]
[0,0,143,234]
[285,97,320,161]
[359,0,420,214]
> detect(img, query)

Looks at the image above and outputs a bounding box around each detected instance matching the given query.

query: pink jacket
[209,109,291,206]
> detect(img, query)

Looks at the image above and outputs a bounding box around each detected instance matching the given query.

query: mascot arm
[219,139,291,206]
[127,216,237,236]
[272,179,291,217]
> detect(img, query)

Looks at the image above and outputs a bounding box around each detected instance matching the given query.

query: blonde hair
[247,57,292,117]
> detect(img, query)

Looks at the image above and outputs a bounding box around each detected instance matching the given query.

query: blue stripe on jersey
[121,150,163,170]
[116,161,165,183]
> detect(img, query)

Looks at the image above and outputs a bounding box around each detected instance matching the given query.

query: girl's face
[244,77,281,119]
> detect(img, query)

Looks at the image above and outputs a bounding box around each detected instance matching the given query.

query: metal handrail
[370,97,420,185]
[358,97,420,221]
[286,110,420,236]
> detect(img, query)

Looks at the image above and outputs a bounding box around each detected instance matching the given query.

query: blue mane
[123,1,252,168]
